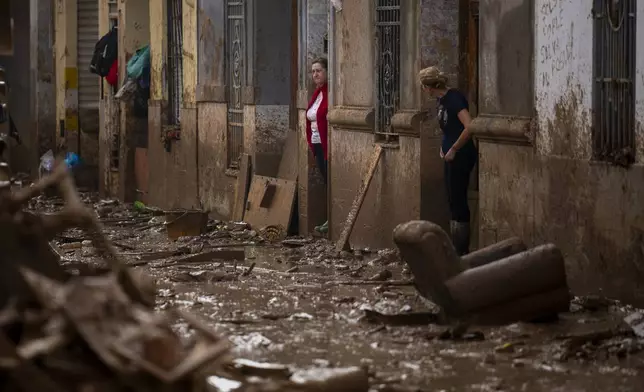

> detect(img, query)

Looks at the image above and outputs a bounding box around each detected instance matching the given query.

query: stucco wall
[535,0,592,159]
[478,0,644,305]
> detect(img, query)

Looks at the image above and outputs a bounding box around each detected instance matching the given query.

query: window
[167,0,183,125]
[375,0,401,138]
[226,0,246,169]
[592,0,636,165]
[108,0,118,27]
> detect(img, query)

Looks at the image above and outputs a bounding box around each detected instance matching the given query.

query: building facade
[325,0,479,248]
[473,0,644,305]
[146,0,298,216]
[0,0,56,175]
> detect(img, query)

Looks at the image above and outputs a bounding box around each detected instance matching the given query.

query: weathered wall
[0,0,33,173]
[328,0,463,249]
[31,0,56,164]
[535,0,591,159]
[195,0,234,219]
[249,0,293,176]
[148,0,199,210]
[328,0,429,249]
[477,0,644,305]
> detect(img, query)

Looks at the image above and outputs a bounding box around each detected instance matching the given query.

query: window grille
[375,0,401,137]
[226,0,246,168]
[592,0,636,165]
[108,0,118,27]
[167,0,183,125]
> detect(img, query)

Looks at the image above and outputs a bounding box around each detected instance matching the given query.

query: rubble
[1,160,642,390]
[0,159,371,391]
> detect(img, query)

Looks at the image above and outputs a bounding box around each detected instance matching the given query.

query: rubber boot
[450,221,471,256]
[315,220,329,234]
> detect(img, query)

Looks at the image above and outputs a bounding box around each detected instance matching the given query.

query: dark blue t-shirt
[437,89,475,154]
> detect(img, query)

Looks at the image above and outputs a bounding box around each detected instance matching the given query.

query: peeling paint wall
[534,0,592,159]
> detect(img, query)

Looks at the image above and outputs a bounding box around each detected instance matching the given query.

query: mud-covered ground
[33,194,644,391]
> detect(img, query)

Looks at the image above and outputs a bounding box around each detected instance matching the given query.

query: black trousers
[312,143,327,185]
[444,148,476,223]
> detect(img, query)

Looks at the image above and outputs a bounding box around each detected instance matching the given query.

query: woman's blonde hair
[418,66,448,89]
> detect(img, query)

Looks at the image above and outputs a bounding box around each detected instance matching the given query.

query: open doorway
[459,0,480,249]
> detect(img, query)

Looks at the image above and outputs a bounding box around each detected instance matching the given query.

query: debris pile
[0,159,371,391]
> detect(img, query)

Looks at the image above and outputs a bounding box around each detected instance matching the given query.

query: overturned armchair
[393,221,571,326]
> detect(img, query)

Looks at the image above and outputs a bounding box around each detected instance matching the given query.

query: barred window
[108,0,118,27]
[226,0,246,169]
[375,0,401,138]
[592,0,636,165]
[167,0,183,125]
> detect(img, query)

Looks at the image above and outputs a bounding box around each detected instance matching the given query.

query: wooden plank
[231,154,252,222]
[244,176,296,231]
[276,131,299,181]
[335,144,383,252]
[260,183,277,208]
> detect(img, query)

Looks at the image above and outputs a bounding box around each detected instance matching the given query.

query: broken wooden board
[335,144,383,252]
[231,154,252,222]
[244,176,297,232]
[277,131,299,181]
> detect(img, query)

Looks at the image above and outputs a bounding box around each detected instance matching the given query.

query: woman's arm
[450,108,473,151]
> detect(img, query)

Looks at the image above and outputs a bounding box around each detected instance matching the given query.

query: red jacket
[105,59,118,86]
[305,83,328,159]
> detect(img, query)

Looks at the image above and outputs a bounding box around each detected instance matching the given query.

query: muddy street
[38,194,644,391]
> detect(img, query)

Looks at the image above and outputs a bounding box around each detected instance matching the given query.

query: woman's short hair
[312,57,328,70]
[418,66,448,89]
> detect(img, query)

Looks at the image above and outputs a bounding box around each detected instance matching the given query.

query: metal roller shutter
[77,0,100,111]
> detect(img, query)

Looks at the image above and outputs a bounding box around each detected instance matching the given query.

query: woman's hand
[440,148,445,159]
[444,148,456,162]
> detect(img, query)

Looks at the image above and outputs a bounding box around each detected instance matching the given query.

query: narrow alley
[2,0,644,390]
[31,192,644,391]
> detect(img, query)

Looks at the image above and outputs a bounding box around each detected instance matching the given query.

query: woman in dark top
[419,66,477,255]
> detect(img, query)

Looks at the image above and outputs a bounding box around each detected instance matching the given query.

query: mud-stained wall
[330,131,421,247]
[31,0,56,165]
[478,0,644,306]
[534,0,592,159]
[328,0,435,249]
[195,0,233,219]
[0,0,34,174]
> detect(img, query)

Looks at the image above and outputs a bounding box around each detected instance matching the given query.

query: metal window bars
[226,0,245,169]
[592,0,636,165]
[375,0,401,137]
[167,0,183,126]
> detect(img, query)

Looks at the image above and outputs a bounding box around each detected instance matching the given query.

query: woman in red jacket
[306,57,329,233]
